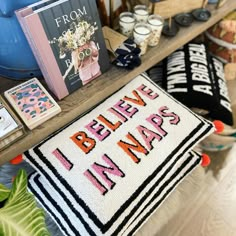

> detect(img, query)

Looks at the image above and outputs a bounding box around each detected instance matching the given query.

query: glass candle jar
[134,5,149,23]
[147,14,164,46]
[119,12,136,37]
[133,23,152,55]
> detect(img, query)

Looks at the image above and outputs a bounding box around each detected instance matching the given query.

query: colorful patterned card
[4,78,61,130]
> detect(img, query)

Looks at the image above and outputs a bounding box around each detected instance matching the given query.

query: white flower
[59,53,66,59]
[78,37,86,46]
[52,19,98,54]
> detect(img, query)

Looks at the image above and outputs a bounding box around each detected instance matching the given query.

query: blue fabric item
[113,38,141,69]
[115,38,141,56]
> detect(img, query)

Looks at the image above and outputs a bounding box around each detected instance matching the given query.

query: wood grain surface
[153,0,203,19]
[157,145,236,236]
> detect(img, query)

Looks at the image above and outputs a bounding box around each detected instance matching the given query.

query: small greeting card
[0,96,26,150]
[0,105,18,138]
[4,78,61,130]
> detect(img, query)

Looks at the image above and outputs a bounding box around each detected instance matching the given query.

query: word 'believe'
[52,83,181,195]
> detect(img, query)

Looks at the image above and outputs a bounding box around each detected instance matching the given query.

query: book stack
[0,96,26,151]
[16,0,110,100]
[4,78,61,130]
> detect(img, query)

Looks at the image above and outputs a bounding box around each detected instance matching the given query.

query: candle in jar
[133,23,151,55]
[135,9,148,16]
[134,5,149,22]
[135,26,150,35]
[147,14,164,46]
[148,18,163,27]
[119,12,136,37]
[121,16,134,23]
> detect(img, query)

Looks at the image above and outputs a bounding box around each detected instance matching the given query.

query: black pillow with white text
[161,43,233,126]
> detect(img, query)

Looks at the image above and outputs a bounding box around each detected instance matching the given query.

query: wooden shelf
[1,1,236,165]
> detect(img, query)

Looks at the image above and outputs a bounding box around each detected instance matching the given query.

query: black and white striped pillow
[24,74,215,236]
[28,151,202,236]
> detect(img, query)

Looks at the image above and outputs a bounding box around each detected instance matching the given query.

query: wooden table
[1,1,236,165]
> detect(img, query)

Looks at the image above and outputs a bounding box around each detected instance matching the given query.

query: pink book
[16,0,69,99]
[15,0,59,94]
[19,0,110,100]
[15,7,52,94]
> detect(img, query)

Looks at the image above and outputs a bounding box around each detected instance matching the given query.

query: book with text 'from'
[21,0,110,100]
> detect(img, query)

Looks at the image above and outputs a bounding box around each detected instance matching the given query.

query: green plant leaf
[0,184,10,202]
[0,169,50,236]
